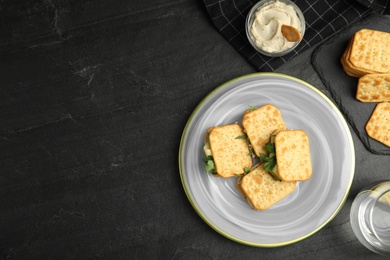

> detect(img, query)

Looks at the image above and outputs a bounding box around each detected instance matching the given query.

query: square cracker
[275,130,312,181]
[356,73,390,102]
[238,164,296,210]
[209,124,252,178]
[349,29,390,74]
[341,36,379,77]
[242,104,286,157]
[365,102,390,147]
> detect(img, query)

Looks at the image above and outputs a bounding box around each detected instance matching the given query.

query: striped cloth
[203,0,381,71]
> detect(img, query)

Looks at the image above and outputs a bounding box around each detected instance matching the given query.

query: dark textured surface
[1,0,389,259]
[312,12,390,155]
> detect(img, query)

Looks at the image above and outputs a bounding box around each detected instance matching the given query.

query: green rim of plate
[178,72,355,247]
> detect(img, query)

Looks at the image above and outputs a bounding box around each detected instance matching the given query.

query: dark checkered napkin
[356,0,390,14]
[203,0,377,71]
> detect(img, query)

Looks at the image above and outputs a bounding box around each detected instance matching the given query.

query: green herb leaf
[264,156,276,172]
[205,160,214,172]
[259,142,281,181]
[265,142,275,154]
[202,155,213,163]
[202,155,217,175]
[235,135,248,140]
[259,153,267,163]
[249,105,256,111]
[235,166,251,177]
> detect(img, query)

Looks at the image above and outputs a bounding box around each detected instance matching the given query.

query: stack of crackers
[340,29,390,148]
[341,29,390,78]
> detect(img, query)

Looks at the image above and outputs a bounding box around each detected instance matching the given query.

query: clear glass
[350,180,390,256]
[245,0,306,57]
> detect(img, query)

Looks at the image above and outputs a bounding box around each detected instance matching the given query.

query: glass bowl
[350,180,390,256]
[246,0,305,57]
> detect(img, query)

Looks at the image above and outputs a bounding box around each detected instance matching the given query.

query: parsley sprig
[248,105,256,111]
[202,155,217,175]
[259,141,282,181]
[235,166,251,177]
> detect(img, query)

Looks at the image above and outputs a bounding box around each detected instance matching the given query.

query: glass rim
[369,184,390,247]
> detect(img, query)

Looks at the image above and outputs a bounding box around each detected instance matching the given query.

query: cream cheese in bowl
[246,0,305,57]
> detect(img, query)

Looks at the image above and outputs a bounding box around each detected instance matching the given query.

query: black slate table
[1,1,389,259]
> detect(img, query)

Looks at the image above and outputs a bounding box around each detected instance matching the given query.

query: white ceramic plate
[179,73,355,247]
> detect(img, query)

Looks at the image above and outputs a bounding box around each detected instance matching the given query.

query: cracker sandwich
[237,164,297,210]
[272,129,312,181]
[202,124,252,178]
[242,104,286,157]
